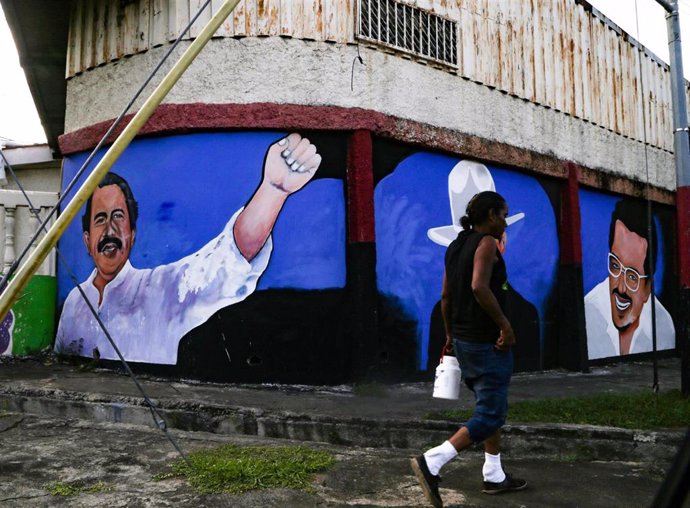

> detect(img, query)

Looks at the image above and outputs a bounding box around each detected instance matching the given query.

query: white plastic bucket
[432,355,462,400]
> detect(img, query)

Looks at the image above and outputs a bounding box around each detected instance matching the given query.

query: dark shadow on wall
[655,205,679,325]
[426,283,541,372]
[97,288,351,385]
[376,293,420,382]
[178,288,350,384]
[91,290,420,384]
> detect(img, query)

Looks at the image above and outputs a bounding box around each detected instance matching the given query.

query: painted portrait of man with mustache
[82,175,137,305]
[54,133,323,365]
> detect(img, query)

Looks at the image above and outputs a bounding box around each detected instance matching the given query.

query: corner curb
[0,387,683,463]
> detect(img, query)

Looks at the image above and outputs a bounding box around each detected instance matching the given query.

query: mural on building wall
[0,310,14,355]
[581,192,676,360]
[56,132,346,370]
[375,152,559,372]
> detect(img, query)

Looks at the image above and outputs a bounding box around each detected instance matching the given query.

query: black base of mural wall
[558,263,589,372]
[97,289,351,385]
[376,294,424,381]
[346,242,420,382]
[346,242,378,380]
[586,349,677,368]
[425,286,544,373]
[91,288,419,385]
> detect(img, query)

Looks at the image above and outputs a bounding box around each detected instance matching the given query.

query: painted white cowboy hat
[427,160,525,247]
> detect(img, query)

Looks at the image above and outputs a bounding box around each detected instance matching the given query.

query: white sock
[423,440,458,476]
[482,452,506,483]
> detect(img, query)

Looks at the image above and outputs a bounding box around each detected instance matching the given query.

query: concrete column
[662,0,690,397]
[678,187,690,397]
[558,162,589,372]
[346,129,378,380]
[3,206,16,275]
[42,207,57,277]
[30,208,49,277]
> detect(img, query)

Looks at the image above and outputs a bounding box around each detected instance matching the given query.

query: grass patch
[353,382,387,397]
[427,389,690,430]
[45,480,111,496]
[153,444,335,494]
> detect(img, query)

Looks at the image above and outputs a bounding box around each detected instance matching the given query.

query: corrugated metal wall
[66,0,355,75]
[455,0,674,151]
[66,0,681,152]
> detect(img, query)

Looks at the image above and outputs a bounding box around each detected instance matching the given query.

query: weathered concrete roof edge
[0,0,70,156]
[0,0,680,159]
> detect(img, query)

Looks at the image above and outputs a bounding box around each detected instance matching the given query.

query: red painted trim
[58,103,675,205]
[560,162,583,265]
[58,103,394,155]
[677,185,690,287]
[346,130,375,244]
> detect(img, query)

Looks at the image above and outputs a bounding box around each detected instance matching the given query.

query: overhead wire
[0,0,213,294]
[0,148,188,459]
[0,0,223,461]
[634,0,660,395]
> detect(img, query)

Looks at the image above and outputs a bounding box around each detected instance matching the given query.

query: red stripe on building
[560,162,583,265]
[677,185,690,288]
[58,103,393,155]
[58,103,675,206]
[346,130,375,244]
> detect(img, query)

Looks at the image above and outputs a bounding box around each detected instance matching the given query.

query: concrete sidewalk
[0,412,676,507]
[0,355,687,507]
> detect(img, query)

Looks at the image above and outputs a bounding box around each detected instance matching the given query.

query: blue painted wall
[58,132,346,305]
[375,152,559,369]
[580,190,665,295]
[580,190,675,359]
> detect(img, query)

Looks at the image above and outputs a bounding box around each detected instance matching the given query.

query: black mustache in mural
[611,287,632,303]
[97,235,123,253]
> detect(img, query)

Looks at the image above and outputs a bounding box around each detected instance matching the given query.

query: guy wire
[634,0,660,395]
[0,0,225,461]
[0,0,214,294]
[0,151,188,461]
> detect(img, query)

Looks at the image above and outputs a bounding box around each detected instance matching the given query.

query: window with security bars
[357,0,457,67]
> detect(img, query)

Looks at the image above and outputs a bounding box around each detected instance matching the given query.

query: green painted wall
[10,275,56,356]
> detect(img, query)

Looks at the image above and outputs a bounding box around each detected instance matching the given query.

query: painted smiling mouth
[614,294,631,311]
[98,236,122,255]
[100,243,119,255]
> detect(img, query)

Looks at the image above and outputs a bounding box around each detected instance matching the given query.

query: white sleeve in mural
[54,209,271,365]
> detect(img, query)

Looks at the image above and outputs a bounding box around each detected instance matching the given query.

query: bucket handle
[439,342,454,364]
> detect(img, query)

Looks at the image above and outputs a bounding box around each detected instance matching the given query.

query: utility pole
[657,0,690,397]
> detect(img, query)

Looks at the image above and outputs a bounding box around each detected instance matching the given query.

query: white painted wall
[0,146,61,277]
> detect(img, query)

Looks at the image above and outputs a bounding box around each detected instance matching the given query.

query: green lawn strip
[353,382,388,397]
[426,389,690,430]
[153,444,335,495]
[45,481,111,496]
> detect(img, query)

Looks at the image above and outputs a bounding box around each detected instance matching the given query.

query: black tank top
[445,230,508,343]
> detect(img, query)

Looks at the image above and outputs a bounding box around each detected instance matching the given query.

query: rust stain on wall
[66,0,676,153]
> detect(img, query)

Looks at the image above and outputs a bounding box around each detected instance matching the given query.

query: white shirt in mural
[54,209,272,365]
[584,279,675,360]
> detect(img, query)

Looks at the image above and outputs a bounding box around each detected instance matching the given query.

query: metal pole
[0,0,241,322]
[657,0,674,13]
[659,0,690,397]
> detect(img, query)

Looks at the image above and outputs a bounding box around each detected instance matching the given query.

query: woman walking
[410,191,527,507]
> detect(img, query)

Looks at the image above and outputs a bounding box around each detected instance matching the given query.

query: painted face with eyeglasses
[608,220,651,331]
